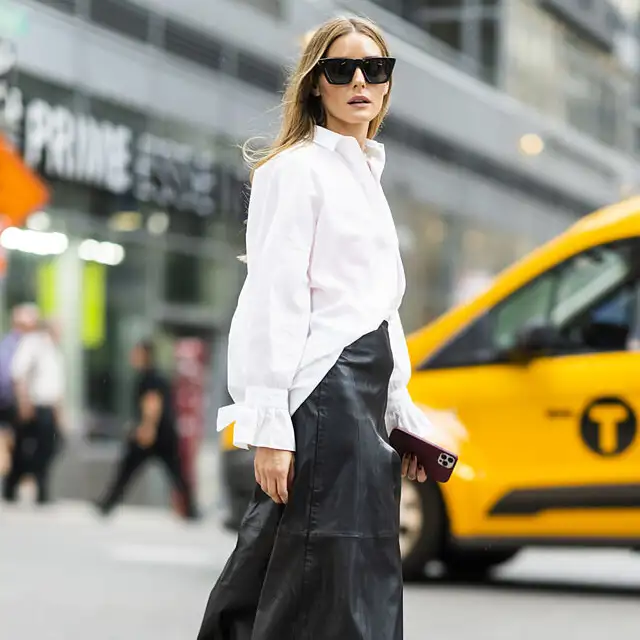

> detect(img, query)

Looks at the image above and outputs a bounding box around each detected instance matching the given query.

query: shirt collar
[313,125,386,181]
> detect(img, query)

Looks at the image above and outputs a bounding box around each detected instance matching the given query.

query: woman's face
[315,32,390,136]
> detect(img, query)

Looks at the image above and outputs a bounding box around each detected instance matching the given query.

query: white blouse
[217,125,433,451]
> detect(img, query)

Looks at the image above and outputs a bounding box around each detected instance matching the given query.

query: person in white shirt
[0,304,40,483]
[197,16,431,640]
[5,319,65,504]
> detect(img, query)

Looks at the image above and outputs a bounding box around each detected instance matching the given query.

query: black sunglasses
[317,57,396,85]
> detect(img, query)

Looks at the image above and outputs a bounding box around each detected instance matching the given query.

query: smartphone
[388,426,458,483]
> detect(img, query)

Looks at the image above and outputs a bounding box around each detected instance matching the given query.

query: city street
[1,501,639,639]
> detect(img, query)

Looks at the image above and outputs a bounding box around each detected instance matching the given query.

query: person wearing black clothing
[96,341,199,519]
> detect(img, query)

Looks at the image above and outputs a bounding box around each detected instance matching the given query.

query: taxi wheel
[441,548,520,579]
[399,478,444,580]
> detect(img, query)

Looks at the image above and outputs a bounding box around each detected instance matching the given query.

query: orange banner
[0,134,50,228]
[0,134,50,277]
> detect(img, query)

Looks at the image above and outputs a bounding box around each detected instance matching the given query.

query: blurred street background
[1,0,640,637]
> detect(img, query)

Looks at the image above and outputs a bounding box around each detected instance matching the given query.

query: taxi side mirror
[510,325,561,362]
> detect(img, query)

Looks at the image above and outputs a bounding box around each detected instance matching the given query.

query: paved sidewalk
[1,501,639,640]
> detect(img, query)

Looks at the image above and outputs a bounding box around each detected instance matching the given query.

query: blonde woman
[198,16,432,640]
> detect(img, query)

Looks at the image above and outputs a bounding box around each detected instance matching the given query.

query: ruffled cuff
[216,386,296,452]
[385,387,435,440]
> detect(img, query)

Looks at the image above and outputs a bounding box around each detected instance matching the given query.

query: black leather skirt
[197,321,403,640]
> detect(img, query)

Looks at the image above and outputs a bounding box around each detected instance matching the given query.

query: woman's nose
[352,66,366,86]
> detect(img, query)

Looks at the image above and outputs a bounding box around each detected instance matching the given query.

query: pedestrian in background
[96,340,199,520]
[197,16,431,640]
[4,317,65,505]
[0,304,40,482]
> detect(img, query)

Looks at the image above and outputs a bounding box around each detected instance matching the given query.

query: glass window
[494,242,635,351]
[4,252,51,318]
[89,0,150,43]
[560,284,636,352]
[480,17,499,84]
[591,289,634,326]
[496,243,634,351]
[237,51,284,93]
[563,34,622,146]
[163,19,225,72]
[419,0,464,8]
[236,0,284,18]
[82,235,155,438]
[551,246,631,326]
[634,125,640,155]
[451,219,520,308]
[164,251,201,304]
[164,248,242,311]
[599,80,619,147]
[492,272,556,350]
[34,0,76,14]
[427,21,463,51]
[384,190,455,330]
[369,0,402,14]
[424,240,638,368]
[426,313,494,369]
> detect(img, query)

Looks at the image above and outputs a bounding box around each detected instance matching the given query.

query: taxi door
[509,276,640,541]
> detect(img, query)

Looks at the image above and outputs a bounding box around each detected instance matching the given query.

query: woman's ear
[311,83,321,97]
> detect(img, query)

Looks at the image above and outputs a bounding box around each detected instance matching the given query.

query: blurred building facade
[370,0,640,151]
[0,0,638,464]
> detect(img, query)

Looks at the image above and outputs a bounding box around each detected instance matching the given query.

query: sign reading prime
[24,99,133,195]
[20,98,217,216]
[0,62,223,217]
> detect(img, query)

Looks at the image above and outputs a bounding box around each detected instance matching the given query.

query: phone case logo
[437,453,456,469]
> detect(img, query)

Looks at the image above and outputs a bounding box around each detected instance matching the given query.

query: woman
[198,15,434,640]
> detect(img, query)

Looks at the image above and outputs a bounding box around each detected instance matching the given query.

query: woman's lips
[348,96,371,106]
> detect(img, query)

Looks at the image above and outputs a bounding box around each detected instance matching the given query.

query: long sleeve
[216,153,319,451]
[385,310,435,439]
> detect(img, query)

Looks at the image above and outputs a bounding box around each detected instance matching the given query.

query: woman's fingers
[255,447,294,504]
[401,454,422,481]
[276,472,289,504]
[266,475,282,504]
[417,465,428,483]
[254,461,265,493]
[408,455,418,481]
[287,456,295,489]
[401,453,410,478]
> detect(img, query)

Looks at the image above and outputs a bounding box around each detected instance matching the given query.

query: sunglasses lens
[363,58,394,84]
[323,59,356,84]
[320,58,395,85]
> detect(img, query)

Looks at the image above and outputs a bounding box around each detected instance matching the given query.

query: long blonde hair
[243,16,393,179]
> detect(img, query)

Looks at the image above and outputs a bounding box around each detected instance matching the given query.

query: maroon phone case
[388,426,458,483]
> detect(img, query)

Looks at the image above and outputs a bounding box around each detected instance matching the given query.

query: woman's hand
[401,454,427,483]
[255,447,295,504]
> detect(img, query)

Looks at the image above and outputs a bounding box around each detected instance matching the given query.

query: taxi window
[493,273,556,351]
[550,247,630,326]
[560,284,636,352]
[424,240,638,369]
[495,244,633,351]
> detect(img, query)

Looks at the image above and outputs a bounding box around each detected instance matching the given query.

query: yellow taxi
[401,196,640,577]
[220,197,640,579]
